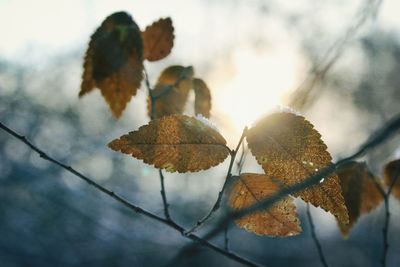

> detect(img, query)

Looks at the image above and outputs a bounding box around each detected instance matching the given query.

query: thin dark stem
[159,169,171,220]
[381,167,400,267]
[236,141,248,174]
[306,204,329,267]
[144,67,155,120]
[289,0,382,110]
[224,226,230,252]
[0,121,265,267]
[185,127,248,234]
[382,195,390,267]
[144,66,174,221]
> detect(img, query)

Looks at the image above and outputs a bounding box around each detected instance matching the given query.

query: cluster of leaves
[79,11,211,119]
[109,110,350,236]
[336,159,400,236]
[79,11,400,239]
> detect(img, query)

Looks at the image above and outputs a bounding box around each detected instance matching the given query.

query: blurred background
[1,0,400,266]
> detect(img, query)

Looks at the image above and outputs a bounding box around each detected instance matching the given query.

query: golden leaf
[246,112,349,225]
[79,11,144,118]
[192,78,212,118]
[108,115,229,173]
[336,162,383,237]
[148,65,194,119]
[229,173,301,236]
[384,159,400,199]
[142,17,174,61]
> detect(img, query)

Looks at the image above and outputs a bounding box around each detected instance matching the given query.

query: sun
[210,44,302,142]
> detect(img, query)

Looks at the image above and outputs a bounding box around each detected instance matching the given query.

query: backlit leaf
[246,112,349,225]
[148,65,194,118]
[229,173,301,236]
[384,159,400,200]
[142,17,174,61]
[336,161,383,237]
[193,78,212,118]
[108,115,229,173]
[79,11,144,118]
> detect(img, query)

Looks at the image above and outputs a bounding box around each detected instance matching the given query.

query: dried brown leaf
[108,115,229,173]
[148,66,194,119]
[384,159,400,199]
[336,161,383,237]
[246,112,349,225]
[79,11,144,118]
[80,44,96,96]
[142,17,174,61]
[229,173,301,236]
[193,78,212,118]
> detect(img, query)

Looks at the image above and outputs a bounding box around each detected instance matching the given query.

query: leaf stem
[306,204,329,267]
[185,127,248,234]
[381,166,400,267]
[144,66,174,221]
[159,169,172,221]
[236,141,248,175]
[143,67,155,120]
[224,226,230,252]
[0,121,265,267]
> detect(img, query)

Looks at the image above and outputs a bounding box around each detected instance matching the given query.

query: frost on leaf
[246,112,349,225]
[336,161,383,237]
[108,115,229,173]
[193,78,212,118]
[148,65,194,118]
[229,173,301,237]
[142,17,174,61]
[384,159,400,200]
[79,11,144,118]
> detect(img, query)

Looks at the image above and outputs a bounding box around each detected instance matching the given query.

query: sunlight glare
[212,44,301,139]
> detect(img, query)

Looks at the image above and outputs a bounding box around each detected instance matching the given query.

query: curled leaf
[246,112,349,225]
[229,173,301,236]
[108,115,229,173]
[142,17,174,61]
[148,65,194,118]
[79,11,144,118]
[336,161,383,237]
[384,159,400,200]
[193,78,212,118]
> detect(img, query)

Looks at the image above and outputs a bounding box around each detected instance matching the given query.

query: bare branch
[0,121,265,267]
[289,0,382,110]
[306,204,329,267]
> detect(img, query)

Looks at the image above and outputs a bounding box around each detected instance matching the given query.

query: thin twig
[0,121,265,267]
[306,204,329,267]
[289,0,382,110]
[382,194,390,267]
[144,66,173,221]
[224,226,230,252]
[144,67,155,120]
[381,167,400,267]
[185,127,248,235]
[159,169,172,220]
[236,141,248,175]
[190,113,400,245]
